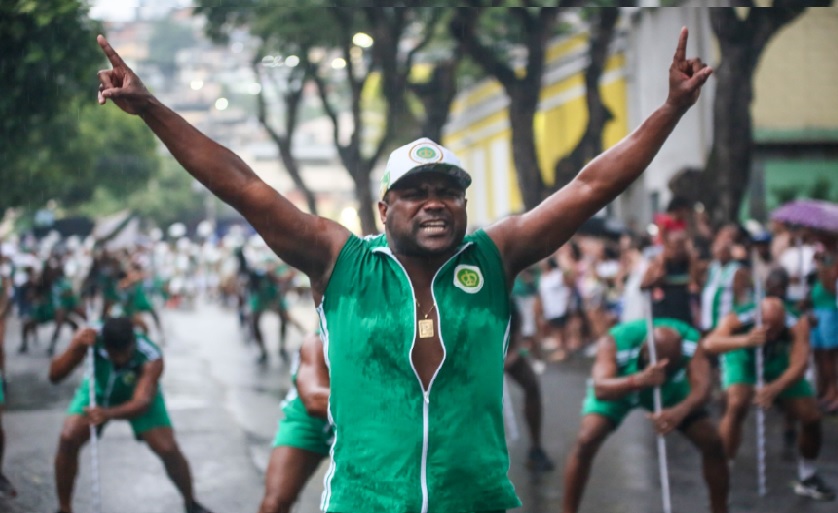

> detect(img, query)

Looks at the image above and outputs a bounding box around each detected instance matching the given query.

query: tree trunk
[254,61,318,215]
[353,171,379,236]
[509,88,546,209]
[409,58,461,142]
[685,4,815,225]
[703,41,754,225]
[552,7,618,191]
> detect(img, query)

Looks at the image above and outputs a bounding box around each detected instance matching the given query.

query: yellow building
[443,30,630,228]
[442,5,838,227]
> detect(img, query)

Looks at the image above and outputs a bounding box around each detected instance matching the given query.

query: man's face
[106,342,135,368]
[379,172,467,258]
[663,229,690,261]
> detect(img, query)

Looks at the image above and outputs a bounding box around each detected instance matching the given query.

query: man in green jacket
[96,26,711,512]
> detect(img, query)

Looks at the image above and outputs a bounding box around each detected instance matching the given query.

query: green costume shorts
[67,378,172,438]
[33,302,55,324]
[59,295,79,311]
[581,377,691,428]
[272,394,332,455]
[721,349,814,399]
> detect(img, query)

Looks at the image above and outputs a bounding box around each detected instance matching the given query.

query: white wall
[623,4,715,223]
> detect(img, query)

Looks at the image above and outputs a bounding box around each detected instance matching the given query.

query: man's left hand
[84,406,111,426]
[754,383,781,410]
[647,406,688,435]
[667,27,713,111]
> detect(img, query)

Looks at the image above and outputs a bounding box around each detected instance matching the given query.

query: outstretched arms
[95,36,349,297]
[487,28,713,279]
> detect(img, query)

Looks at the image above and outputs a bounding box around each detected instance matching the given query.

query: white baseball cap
[380,137,471,198]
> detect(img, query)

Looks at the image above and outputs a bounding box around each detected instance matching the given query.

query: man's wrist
[628,373,643,390]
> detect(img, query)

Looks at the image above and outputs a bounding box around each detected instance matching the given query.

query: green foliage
[74,156,208,229]
[0,0,158,211]
[2,101,159,210]
[1,0,101,173]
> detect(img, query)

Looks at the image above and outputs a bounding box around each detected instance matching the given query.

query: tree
[198,1,449,234]
[75,156,209,229]
[669,1,832,224]
[552,7,621,189]
[199,1,324,216]
[451,2,581,210]
[0,0,106,209]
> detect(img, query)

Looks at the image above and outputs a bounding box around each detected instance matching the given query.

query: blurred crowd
[512,197,838,413]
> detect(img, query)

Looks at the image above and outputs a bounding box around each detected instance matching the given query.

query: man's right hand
[638,359,669,389]
[96,34,153,115]
[71,327,97,351]
[744,326,767,348]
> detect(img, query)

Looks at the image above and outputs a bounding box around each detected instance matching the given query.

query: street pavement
[2,298,837,513]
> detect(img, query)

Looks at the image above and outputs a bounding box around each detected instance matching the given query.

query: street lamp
[214,97,229,110]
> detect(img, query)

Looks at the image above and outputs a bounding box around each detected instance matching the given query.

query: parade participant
[641,221,696,326]
[119,263,165,344]
[700,225,750,332]
[97,27,711,512]
[48,266,87,356]
[809,247,838,412]
[49,318,214,513]
[0,251,15,497]
[259,334,331,513]
[562,318,728,513]
[705,297,835,501]
[247,262,304,363]
[505,303,555,471]
[20,265,57,353]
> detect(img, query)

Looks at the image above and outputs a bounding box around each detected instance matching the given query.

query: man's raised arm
[487,27,712,278]
[95,35,349,291]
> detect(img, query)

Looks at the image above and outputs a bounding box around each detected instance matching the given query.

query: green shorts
[59,296,79,311]
[0,373,5,407]
[581,377,691,428]
[33,302,55,324]
[67,379,172,437]
[721,349,814,399]
[272,394,332,455]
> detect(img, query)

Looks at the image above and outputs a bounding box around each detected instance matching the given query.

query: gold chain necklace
[416,301,436,339]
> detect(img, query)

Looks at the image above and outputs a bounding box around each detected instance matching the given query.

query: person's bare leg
[54,415,92,512]
[562,414,613,513]
[142,427,195,504]
[718,385,753,460]
[259,446,324,513]
[682,417,729,513]
[252,310,267,362]
[0,415,17,497]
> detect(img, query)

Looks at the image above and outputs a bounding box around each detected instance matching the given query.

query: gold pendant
[418,318,434,339]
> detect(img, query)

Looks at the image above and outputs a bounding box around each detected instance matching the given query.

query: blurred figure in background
[810,243,838,412]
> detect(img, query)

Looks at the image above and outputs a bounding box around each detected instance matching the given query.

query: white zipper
[375,243,471,513]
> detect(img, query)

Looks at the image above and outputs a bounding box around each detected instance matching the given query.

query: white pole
[644,291,672,513]
[753,265,768,497]
[86,301,102,513]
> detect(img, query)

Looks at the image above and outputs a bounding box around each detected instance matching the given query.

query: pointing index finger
[673,26,688,63]
[97,34,127,69]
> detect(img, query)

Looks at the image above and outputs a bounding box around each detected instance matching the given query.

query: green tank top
[811,281,836,309]
[91,329,162,407]
[609,318,699,378]
[317,230,520,513]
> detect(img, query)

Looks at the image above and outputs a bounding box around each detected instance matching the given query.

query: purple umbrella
[771,199,838,234]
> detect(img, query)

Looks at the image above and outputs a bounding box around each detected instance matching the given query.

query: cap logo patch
[409,143,444,164]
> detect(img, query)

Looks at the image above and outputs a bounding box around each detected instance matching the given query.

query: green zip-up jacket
[317,230,520,513]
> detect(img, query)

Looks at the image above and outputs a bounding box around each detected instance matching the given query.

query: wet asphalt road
[2,299,837,513]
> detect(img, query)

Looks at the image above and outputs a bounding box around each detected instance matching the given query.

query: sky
[90,0,193,22]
